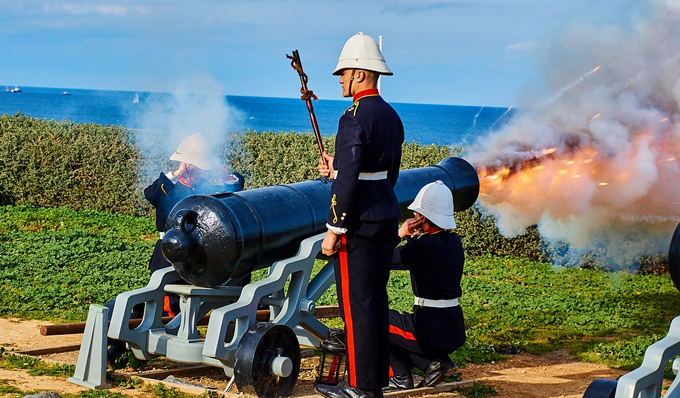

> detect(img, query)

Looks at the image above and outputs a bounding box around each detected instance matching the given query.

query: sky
[0,0,652,107]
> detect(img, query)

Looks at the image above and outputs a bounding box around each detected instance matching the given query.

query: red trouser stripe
[338,234,357,386]
[389,324,416,341]
[164,295,176,317]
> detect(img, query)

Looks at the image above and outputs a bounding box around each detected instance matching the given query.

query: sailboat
[10,86,21,93]
[132,92,140,103]
[4,86,8,92]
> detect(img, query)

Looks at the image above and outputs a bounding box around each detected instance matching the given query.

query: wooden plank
[131,365,216,379]
[313,305,341,319]
[40,315,211,336]
[19,344,82,355]
[39,304,341,336]
[384,380,474,397]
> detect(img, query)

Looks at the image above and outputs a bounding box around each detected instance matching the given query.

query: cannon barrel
[162,157,479,287]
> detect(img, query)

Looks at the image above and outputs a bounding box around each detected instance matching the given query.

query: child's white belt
[332,170,388,180]
[414,296,459,308]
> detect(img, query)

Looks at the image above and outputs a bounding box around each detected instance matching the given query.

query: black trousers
[388,310,453,376]
[333,219,398,390]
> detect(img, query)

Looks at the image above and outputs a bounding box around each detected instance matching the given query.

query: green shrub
[0,113,141,214]
[0,113,566,263]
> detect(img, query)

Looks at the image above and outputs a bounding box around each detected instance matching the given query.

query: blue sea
[0,86,513,146]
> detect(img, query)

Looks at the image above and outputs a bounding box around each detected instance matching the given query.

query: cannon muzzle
[162,157,479,287]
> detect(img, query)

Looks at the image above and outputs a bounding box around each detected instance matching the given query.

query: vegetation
[0,113,678,396]
[1,205,677,374]
[0,349,75,377]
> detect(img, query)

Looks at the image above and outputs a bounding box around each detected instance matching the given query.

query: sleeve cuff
[165,172,178,182]
[326,223,347,235]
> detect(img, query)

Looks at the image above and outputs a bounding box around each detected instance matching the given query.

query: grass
[1,204,679,379]
[0,349,75,377]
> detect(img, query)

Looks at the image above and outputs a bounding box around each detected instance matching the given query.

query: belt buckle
[418,297,425,308]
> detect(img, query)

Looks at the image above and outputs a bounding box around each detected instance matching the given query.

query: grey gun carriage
[69,157,480,397]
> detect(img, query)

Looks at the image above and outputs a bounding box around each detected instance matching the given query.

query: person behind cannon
[145,132,245,315]
[106,132,244,367]
[384,180,466,392]
[315,32,404,398]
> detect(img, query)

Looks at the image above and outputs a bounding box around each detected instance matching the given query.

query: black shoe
[315,384,376,398]
[106,340,128,368]
[383,373,414,391]
[416,357,458,388]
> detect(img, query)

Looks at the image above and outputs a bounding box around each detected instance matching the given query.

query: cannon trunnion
[162,156,479,288]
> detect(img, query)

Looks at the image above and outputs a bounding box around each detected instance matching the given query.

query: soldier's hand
[173,162,188,178]
[318,152,335,179]
[399,218,422,238]
[322,229,341,256]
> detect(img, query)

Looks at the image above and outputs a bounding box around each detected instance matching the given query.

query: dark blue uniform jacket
[392,230,466,352]
[327,93,404,227]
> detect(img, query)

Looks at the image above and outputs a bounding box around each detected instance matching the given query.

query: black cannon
[162,156,479,287]
[71,157,479,397]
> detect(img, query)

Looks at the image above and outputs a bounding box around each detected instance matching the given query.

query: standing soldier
[316,32,404,398]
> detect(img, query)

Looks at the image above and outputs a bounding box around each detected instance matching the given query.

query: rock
[22,393,62,398]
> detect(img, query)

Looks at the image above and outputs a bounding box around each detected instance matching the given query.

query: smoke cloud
[466,0,680,268]
[128,72,244,183]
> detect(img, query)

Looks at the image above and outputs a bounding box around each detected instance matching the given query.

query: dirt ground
[0,318,630,398]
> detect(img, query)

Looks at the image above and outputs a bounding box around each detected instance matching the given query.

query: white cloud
[505,41,544,54]
[60,4,127,15]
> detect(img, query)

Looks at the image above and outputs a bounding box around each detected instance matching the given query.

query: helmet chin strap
[348,69,356,96]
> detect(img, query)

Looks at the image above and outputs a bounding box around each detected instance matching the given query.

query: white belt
[332,170,388,180]
[415,296,459,308]
[159,232,165,239]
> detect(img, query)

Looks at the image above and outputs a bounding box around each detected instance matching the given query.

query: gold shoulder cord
[161,183,167,196]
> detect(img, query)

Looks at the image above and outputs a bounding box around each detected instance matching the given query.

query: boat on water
[10,86,21,93]
[132,92,140,103]
[4,86,8,92]
[63,91,70,95]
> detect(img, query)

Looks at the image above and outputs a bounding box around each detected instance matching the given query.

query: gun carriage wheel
[234,322,301,397]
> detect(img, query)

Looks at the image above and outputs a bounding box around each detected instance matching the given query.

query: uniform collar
[424,226,444,234]
[353,88,380,102]
[178,177,194,188]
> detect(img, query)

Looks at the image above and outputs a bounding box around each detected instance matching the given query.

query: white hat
[407,180,456,229]
[332,32,393,76]
[169,133,213,170]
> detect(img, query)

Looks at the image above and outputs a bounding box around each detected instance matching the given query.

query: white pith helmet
[169,133,213,171]
[407,180,456,229]
[332,32,393,76]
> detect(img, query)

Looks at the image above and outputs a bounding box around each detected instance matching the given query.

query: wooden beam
[40,305,341,336]
[384,380,474,397]
[19,344,83,355]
